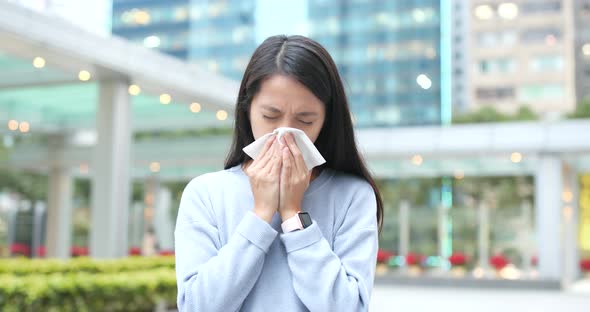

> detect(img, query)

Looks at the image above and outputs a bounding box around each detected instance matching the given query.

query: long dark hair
[224,35,384,233]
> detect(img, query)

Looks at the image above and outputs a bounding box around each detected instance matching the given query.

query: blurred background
[0,0,590,311]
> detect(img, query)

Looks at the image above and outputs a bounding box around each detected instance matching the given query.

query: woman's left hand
[279,132,311,221]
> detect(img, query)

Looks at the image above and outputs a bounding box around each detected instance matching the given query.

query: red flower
[158,250,175,256]
[36,245,46,257]
[580,258,590,272]
[10,243,30,256]
[490,254,509,270]
[129,246,142,256]
[448,252,468,266]
[406,252,424,266]
[71,245,89,257]
[377,249,394,263]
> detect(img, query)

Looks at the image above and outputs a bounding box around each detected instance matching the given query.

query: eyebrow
[261,105,318,116]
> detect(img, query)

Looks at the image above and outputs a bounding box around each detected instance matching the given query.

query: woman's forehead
[253,76,323,110]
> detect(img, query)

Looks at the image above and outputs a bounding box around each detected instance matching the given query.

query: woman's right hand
[245,134,282,223]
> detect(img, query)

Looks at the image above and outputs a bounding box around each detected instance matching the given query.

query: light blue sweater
[174,164,378,311]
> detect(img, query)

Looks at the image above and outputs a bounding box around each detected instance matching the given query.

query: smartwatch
[281,212,312,233]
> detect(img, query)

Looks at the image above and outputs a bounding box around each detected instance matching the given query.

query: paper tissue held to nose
[242,127,326,170]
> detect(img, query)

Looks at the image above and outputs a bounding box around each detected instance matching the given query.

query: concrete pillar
[535,154,563,280]
[45,135,73,259]
[399,200,410,257]
[477,200,490,271]
[32,201,46,258]
[562,162,580,285]
[90,79,132,258]
[520,200,534,274]
[5,193,18,255]
[154,186,173,251]
[438,204,446,258]
[129,201,144,249]
[142,176,157,256]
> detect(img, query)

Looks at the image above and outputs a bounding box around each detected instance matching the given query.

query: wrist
[279,208,300,222]
[253,208,274,223]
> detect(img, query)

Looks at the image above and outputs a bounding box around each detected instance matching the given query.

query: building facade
[467,0,577,116]
[451,0,471,114]
[112,0,191,59]
[112,0,451,127]
[574,0,590,103]
[306,0,448,126]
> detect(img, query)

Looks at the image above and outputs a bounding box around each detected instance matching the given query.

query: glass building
[307,0,446,127]
[111,0,451,127]
[112,0,191,59]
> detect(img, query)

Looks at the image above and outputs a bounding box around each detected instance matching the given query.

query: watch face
[299,212,312,228]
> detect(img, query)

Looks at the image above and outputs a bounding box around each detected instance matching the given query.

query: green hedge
[0,256,175,275]
[0,257,177,311]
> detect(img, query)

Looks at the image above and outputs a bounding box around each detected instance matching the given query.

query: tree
[452,105,538,124]
[568,98,590,119]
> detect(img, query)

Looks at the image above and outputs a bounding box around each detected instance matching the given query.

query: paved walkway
[370,283,590,312]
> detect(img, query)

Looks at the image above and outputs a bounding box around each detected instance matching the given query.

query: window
[476,31,517,47]
[478,32,498,46]
[476,87,515,99]
[521,28,562,43]
[518,84,564,101]
[479,60,490,73]
[529,55,564,71]
[522,1,561,14]
[500,31,518,45]
[478,58,516,74]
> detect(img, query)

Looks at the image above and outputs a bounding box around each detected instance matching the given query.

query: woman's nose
[278,120,297,129]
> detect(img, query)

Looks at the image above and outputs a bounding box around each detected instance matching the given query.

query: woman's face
[250,75,326,142]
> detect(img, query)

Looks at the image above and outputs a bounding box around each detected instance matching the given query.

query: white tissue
[242,127,326,170]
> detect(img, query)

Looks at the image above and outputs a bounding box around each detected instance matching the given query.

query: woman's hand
[278,132,311,221]
[245,134,282,223]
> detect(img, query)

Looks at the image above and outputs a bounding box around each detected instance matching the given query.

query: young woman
[175,35,384,312]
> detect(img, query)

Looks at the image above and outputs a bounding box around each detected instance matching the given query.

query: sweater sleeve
[279,180,378,312]
[175,177,278,312]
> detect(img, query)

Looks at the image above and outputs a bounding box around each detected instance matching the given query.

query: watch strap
[281,213,304,233]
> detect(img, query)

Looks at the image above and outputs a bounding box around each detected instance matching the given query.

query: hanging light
[33,57,46,68]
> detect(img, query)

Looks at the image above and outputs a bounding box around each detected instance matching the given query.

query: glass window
[501,31,518,45]
[476,87,515,99]
[478,58,516,74]
[529,55,564,72]
[518,84,564,102]
[478,32,497,46]
[479,60,490,73]
[521,28,562,43]
[522,1,561,14]
[477,31,517,47]
[496,59,516,72]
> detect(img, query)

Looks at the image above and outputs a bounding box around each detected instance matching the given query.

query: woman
[175,35,383,312]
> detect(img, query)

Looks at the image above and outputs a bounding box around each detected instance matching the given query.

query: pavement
[370,283,590,312]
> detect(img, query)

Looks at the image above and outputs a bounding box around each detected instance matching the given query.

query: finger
[281,145,293,182]
[261,140,281,173]
[258,133,276,157]
[284,132,307,173]
[270,145,283,177]
[250,134,276,168]
[253,136,277,171]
